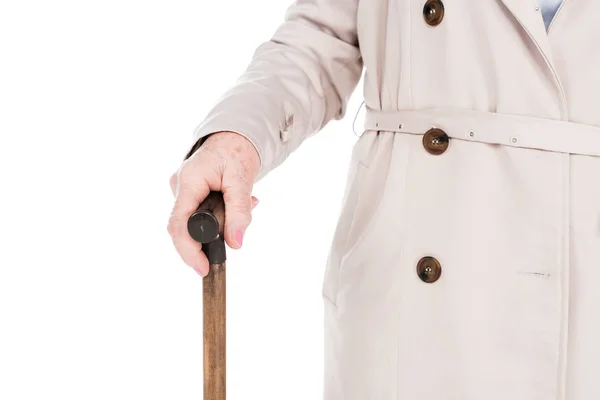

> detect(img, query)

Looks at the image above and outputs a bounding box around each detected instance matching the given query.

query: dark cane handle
[187,191,227,264]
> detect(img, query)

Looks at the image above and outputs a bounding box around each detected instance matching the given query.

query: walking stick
[187,191,227,400]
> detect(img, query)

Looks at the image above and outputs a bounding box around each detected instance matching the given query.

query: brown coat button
[416,256,442,283]
[423,0,445,26]
[423,128,449,155]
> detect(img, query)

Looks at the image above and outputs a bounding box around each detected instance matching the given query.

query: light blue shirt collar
[539,0,563,30]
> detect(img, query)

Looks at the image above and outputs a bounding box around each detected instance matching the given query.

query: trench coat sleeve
[183,0,363,182]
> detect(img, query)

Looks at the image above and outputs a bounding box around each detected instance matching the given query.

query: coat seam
[396,132,411,400]
[557,153,570,400]
[408,0,413,108]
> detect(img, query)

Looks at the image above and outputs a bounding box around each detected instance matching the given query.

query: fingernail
[235,229,244,247]
[251,198,260,209]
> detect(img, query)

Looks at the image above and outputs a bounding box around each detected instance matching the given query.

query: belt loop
[352,101,366,137]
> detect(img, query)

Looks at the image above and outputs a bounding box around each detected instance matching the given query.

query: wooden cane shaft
[203,262,226,400]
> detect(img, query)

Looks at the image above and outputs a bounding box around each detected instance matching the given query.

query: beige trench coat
[184,0,600,398]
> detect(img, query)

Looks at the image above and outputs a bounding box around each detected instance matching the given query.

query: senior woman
[167,0,600,398]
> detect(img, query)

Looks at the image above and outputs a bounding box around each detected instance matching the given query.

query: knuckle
[228,201,249,211]
[166,215,180,237]
[190,147,225,175]
[178,166,194,184]
[166,224,175,238]
[180,163,217,192]
[166,221,176,237]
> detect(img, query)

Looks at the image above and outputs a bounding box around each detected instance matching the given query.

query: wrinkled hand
[167,131,261,276]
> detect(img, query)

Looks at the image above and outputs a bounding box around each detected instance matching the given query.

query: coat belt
[364,108,600,157]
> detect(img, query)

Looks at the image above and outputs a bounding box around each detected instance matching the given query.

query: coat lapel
[499,0,569,116]
[499,0,555,64]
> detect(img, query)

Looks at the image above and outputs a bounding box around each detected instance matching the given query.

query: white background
[0,1,365,399]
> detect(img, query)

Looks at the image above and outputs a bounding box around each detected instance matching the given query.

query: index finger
[168,168,212,275]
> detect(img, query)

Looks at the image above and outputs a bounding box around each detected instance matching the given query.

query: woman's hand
[167,131,261,276]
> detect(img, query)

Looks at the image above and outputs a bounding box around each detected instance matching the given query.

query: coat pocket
[322,131,395,307]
